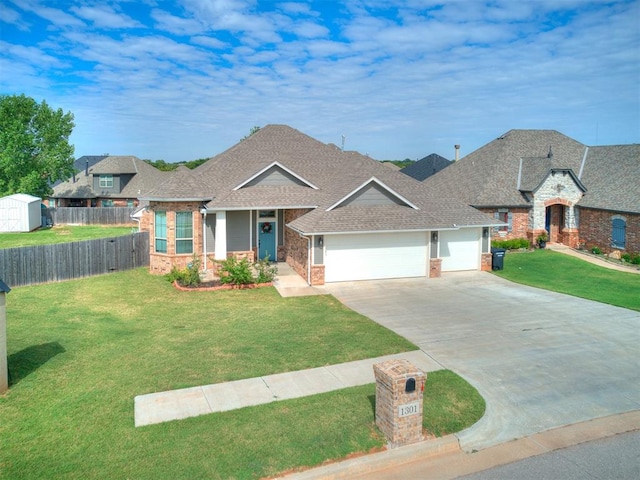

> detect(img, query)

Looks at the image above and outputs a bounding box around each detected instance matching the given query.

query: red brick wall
[141,201,203,275]
[429,258,442,278]
[578,208,640,253]
[310,265,325,286]
[478,208,530,241]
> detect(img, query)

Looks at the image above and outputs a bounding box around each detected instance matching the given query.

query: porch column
[214,211,227,260]
[565,205,577,230]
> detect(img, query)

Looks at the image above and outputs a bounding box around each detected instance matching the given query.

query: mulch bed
[173,280,273,291]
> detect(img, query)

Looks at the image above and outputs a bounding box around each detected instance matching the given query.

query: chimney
[85,160,89,176]
[454,145,460,161]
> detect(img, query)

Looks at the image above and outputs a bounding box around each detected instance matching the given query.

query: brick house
[422,130,640,254]
[49,156,166,208]
[137,125,500,285]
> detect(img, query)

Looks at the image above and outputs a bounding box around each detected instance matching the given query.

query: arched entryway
[545,204,565,243]
[543,198,579,247]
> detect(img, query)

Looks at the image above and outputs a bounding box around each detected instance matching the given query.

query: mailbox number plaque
[398,401,420,418]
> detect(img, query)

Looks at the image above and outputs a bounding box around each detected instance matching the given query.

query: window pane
[176,240,193,254]
[176,212,193,238]
[155,239,167,253]
[100,175,113,188]
[155,211,167,253]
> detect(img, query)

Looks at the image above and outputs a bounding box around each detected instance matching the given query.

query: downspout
[201,209,207,272]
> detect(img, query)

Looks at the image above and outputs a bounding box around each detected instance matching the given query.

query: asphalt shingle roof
[423,130,639,214]
[400,153,452,181]
[578,145,640,213]
[51,156,166,199]
[142,124,498,234]
[423,130,588,207]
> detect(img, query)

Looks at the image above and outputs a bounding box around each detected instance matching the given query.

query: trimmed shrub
[166,255,202,287]
[591,246,602,255]
[218,257,255,285]
[255,255,278,283]
[491,238,530,250]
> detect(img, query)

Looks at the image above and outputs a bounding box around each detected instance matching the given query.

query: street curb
[276,435,460,479]
[277,410,640,480]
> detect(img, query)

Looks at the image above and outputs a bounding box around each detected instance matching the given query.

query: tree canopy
[143,157,209,171]
[0,94,75,198]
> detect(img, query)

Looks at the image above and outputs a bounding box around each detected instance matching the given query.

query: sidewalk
[134,349,442,427]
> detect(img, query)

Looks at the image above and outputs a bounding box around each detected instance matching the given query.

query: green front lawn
[0,225,135,248]
[0,269,484,479]
[493,249,640,311]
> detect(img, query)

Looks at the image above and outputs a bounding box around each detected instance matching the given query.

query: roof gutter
[202,205,317,213]
[285,225,500,236]
[140,197,212,202]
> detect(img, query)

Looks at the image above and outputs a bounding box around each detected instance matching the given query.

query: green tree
[240,126,261,141]
[0,94,75,198]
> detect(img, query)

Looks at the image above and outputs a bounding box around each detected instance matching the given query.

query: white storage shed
[0,194,43,232]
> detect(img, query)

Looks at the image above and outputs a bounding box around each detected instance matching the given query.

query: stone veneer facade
[283,208,314,282]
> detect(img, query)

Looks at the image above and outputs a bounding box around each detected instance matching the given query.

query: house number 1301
[398,402,419,417]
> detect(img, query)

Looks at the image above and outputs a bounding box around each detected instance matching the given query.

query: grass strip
[0,225,134,248]
[493,249,640,311]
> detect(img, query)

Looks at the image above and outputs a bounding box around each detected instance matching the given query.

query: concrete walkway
[546,243,640,274]
[134,349,442,427]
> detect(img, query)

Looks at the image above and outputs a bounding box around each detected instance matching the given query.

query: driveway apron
[324,272,640,451]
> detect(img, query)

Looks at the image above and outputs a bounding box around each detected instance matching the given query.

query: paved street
[460,430,640,480]
[325,271,640,451]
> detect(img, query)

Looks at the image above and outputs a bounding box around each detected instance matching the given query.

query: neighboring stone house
[423,130,640,253]
[400,153,452,181]
[138,125,500,285]
[49,156,166,208]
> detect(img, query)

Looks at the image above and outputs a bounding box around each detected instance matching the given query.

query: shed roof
[0,193,41,203]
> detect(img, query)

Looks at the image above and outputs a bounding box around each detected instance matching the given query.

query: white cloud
[11,0,86,27]
[69,4,144,29]
[2,0,637,161]
[151,8,205,35]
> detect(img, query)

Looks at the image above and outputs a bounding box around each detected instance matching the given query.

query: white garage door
[324,232,427,282]
[440,228,481,271]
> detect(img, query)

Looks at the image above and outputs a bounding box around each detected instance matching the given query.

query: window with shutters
[612,217,626,249]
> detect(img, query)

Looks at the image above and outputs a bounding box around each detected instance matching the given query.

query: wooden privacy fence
[0,232,149,287]
[43,207,136,225]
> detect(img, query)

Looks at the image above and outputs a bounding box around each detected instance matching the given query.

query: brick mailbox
[373,359,426,447]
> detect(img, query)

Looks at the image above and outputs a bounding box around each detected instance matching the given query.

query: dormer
[234,161,318,190]
[327,177,418,211]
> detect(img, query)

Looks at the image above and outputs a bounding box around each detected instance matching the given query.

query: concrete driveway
[324,272,640,451]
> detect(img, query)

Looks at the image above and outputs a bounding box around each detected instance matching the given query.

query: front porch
[200,261,325,297]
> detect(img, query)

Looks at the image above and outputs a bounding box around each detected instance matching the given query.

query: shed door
[324,232,427,282]
[440,228,481,271]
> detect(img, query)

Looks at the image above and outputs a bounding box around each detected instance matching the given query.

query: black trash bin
[491,247,506,270]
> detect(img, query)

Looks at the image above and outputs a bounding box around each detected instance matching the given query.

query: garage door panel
[440,229,480,271]
[325,232,427,282]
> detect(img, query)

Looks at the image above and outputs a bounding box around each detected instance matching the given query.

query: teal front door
[258,221,276,261]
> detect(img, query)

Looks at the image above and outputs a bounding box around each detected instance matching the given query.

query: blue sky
[1,0,639,162]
